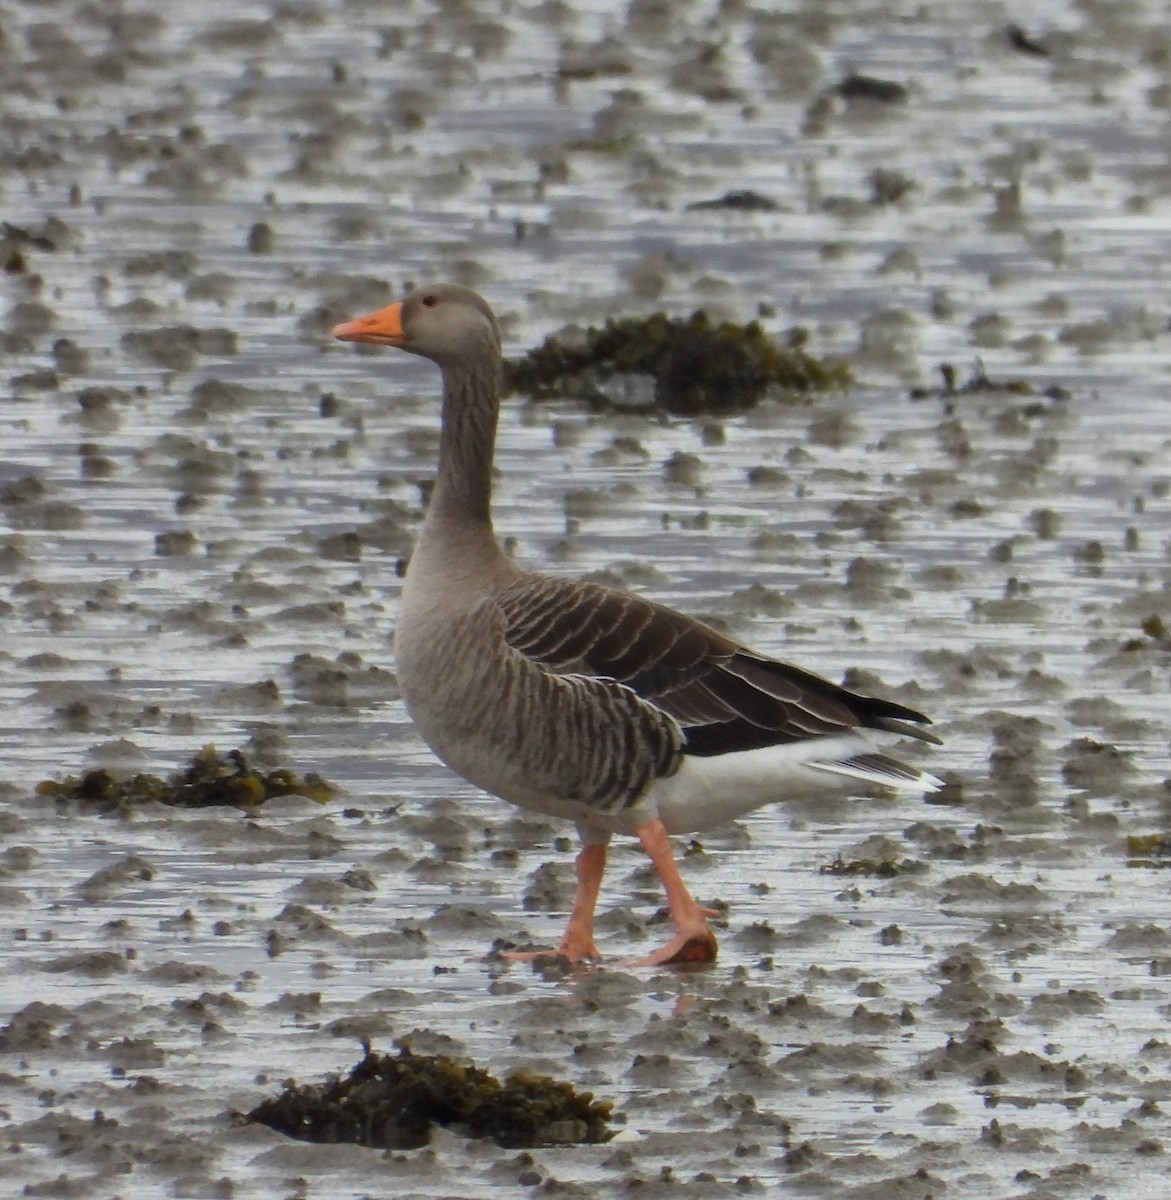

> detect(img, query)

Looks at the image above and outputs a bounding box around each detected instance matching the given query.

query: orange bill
[332,301,404,345]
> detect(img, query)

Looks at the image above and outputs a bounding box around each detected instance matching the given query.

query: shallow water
[3,0,1171,1196]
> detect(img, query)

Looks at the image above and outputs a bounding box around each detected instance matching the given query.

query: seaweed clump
[686,189,779,212]
[909,360,1071,401]
[819,854,914,879]
[503,310,851,416]
[35,744,333,812]
[1123,614,1171,652]
[1126,834,1171,868]
[247,1043,615,1150]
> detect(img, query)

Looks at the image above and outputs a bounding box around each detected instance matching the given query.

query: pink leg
[501,840,608,963]
[559,841,607,961]
[626,819,719,966]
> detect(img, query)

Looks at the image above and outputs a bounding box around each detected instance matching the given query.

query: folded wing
[496,575,937,758]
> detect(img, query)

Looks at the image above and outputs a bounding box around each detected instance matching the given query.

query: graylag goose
[333,283,940,967]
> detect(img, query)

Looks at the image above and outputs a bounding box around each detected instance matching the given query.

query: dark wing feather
[495,575,936,758]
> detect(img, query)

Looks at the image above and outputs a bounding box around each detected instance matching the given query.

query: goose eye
[421,294,439,308]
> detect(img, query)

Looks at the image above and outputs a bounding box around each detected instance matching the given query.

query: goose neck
[427,357,502,533]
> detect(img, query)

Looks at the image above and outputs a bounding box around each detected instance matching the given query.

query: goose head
[332,282,501,369]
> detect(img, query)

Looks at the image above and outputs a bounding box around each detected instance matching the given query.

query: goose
[333,283,940,967]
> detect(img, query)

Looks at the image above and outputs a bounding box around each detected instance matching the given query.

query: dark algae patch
[1124,614,1171,651]
[1126,834,1171,868]
[835,72,909,104]
[35,744,333,811]
[247,1043,616,1150]
[686,189,779,212]
[910,361,1038,400]
[504,309,850,415]
[820,854,920,878]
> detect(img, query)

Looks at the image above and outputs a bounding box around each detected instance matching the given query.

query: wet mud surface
[3,1,1171,1197]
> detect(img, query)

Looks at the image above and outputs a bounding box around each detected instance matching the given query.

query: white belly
[647,733,890,834]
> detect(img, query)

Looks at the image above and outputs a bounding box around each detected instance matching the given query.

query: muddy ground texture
[3,1,1171,1197]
